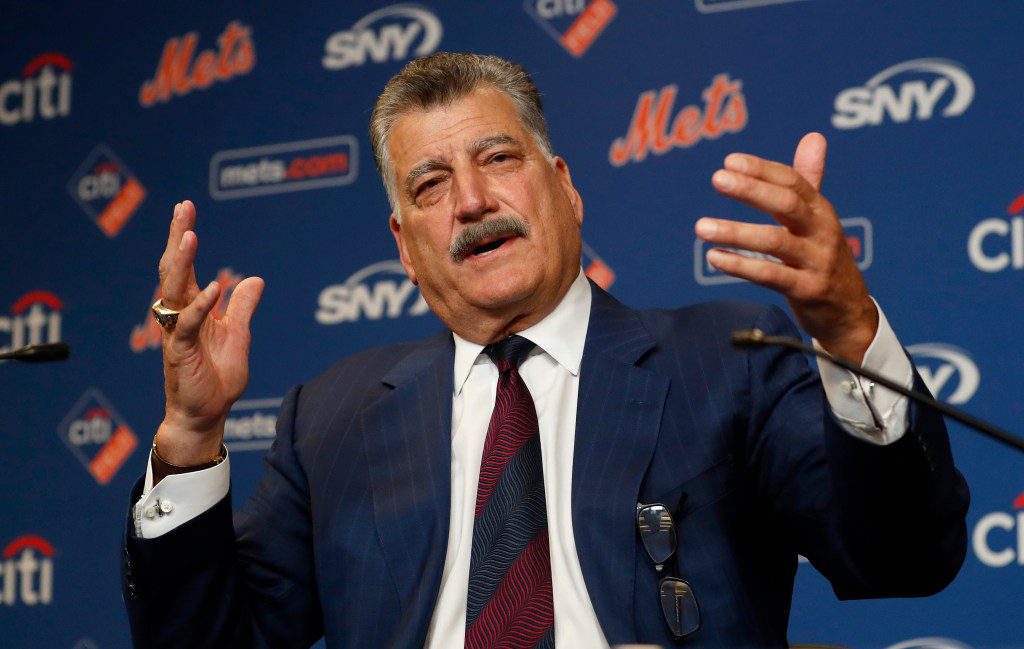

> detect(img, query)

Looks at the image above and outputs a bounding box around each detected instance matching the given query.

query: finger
[159,202,191,279]
[712,170,812,231]
[224,276,265,331]
[695,218,806,267]
[172,281,221,344]
[792,132,827,192]
[722,153,819,206]
[162,229,199,309]
[705,248,799,293]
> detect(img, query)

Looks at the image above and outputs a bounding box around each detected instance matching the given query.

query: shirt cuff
[814,298,913,446]
[133,449,231,538]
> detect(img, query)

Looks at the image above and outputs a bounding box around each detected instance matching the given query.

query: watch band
[151,435,226,484]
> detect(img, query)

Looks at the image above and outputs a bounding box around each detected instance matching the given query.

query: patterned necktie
[465,335,555,649]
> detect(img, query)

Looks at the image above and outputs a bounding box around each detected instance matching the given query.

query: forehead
[387,87,531,173]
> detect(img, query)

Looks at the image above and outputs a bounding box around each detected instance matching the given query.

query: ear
[389,214,418,285]
[553,156,584,227]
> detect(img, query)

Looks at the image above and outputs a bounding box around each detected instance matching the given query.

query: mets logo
[57,388,138,485]
[130,268,242,352]
[524,0,617,57]
[67,144,147,238]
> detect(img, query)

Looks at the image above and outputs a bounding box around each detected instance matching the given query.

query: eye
[415,177,443,197]
[489,152,511,164]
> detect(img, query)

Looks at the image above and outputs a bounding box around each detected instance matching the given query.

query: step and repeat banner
[1,1,1021,647]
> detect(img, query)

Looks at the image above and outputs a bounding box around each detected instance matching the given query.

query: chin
[465,268,541,310]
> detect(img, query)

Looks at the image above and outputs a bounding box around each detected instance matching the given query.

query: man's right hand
[155,200,265,467]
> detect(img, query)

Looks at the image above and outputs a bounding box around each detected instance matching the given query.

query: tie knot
[484,335,535,371]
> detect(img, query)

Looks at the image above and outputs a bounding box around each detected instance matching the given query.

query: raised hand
[695,133,878,363]
[155,200,265,465]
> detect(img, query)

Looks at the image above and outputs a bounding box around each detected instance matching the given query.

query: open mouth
[470,235,513,258]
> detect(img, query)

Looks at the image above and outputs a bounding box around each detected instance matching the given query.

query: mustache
[449,216,531,262]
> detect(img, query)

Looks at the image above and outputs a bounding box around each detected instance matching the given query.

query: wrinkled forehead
[387,87,532,175]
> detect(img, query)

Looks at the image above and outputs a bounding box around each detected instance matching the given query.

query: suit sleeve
[121,385,324,648]
[743,305,970,599]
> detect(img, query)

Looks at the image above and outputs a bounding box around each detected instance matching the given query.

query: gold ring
[151,299,181,331]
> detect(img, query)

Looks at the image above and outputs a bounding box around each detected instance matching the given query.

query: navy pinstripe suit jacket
[122,282,969,648]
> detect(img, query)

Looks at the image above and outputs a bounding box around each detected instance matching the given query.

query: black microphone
[0,342,71,363]
[731,328,1024,454]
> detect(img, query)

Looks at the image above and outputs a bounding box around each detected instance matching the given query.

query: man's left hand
[695,132,878,363]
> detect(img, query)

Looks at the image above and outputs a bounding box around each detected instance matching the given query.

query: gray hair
[370,52,554,220]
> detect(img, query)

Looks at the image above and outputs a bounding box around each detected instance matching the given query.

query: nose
[451,165,498,223]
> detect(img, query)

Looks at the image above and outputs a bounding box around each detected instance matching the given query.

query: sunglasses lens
[659,578,700,638]
[637,504,676,565]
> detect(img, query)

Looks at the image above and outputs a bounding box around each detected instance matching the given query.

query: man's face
[388,86,583,336]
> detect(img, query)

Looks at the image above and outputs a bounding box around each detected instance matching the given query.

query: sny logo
[0,291,62,358]
[610,74,747,166]
[131,268,243,352]
[323,5,442,70]
[973,490,1024,568]
[140,20,255,107]
[67,144,147,238]
[0,52,72,127]
[210,136,358,200]
[832,58,974,130]
[317,260,430,325]
[968,192,1024,273]
[1,536,54,606]
[695,217,871,286]
[57,388,138,485]
[906,343,979,406]
[524,0,617,57]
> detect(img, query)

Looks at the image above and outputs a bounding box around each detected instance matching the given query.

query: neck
[443,269,579,345]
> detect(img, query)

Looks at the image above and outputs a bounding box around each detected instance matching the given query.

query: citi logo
[131,268,242,352]
[967,193,1024,273]
[316,260,430,325]
[907,343,979,406]
[973,491,1024,568]
[832,58,974,130]
[1,536,54,606]
[322,5,442,71]
[58,388,138,485]
[0,52,72,127]
[0,291,62,357]
[68,144,147,238]
[525,0,617,57]
[609,74,747,167]
[140,20,255,107]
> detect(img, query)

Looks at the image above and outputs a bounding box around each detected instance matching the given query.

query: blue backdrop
[2,1,1021,647]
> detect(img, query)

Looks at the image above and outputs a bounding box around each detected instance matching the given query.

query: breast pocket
[642,454,737,520]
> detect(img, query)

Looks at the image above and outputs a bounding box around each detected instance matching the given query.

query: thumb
[225,276,265,331]
[793,132,827,192]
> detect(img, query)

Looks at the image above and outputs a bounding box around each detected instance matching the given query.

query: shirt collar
[452,268,592,396]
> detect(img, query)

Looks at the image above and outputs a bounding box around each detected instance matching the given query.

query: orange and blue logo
[68,144,146,238]
[57,389,138,485]
[524,0,617,57]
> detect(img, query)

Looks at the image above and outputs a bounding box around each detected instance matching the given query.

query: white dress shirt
[134,268,914,648]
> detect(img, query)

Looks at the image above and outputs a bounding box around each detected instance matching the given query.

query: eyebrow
[403,133,524,196]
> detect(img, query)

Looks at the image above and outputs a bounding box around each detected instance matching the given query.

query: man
[123,53,968,648]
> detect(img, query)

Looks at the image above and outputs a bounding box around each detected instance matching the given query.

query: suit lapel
[362,329,454,644]
[573,283,669,645]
